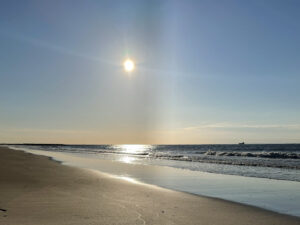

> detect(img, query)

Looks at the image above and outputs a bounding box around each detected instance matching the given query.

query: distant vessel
[238,142,245,145]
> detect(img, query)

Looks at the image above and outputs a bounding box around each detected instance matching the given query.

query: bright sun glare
[123,59,135,72]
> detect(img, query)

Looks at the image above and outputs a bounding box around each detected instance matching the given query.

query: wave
[10,144,300,170]
[203,150,300,159]
[149,153,300,169]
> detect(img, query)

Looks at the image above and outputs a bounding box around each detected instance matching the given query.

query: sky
[0,0,300,144]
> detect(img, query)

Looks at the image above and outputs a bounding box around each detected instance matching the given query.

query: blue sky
[0,0,299,144]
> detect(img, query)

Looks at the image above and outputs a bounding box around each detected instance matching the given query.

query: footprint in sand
[0,208,7,217]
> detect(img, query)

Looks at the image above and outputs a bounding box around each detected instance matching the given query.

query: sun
[123,59,135,72]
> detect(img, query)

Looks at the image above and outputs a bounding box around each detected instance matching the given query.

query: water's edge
[7,146,300,218]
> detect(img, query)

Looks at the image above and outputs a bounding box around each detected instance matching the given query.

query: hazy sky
[1,0,300,144]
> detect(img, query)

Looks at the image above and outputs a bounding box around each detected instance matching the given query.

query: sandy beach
[0,146,299,225]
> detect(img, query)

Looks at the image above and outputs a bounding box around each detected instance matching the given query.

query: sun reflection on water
[119,176,138,184]
[113,144,151,164]
[119,144,150,154]
[120,156,136,164]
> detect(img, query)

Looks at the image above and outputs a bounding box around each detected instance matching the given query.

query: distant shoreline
[2,143,300,146]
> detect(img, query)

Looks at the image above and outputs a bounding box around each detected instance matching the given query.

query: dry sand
[0,146,299,225]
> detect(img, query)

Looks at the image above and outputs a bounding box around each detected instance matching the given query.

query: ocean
[11,144,300,181]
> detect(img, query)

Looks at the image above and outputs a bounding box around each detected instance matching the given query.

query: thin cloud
[7,128,94,134]
[184,123,300,130]
[0,30,116,65]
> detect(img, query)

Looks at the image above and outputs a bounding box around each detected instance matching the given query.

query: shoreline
[10,145,300,217]
[0,146,299,225]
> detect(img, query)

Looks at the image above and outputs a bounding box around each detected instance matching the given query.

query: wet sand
[0,146,299,225]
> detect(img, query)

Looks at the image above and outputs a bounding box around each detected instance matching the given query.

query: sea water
[11,144,300,181]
